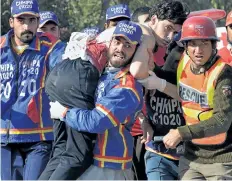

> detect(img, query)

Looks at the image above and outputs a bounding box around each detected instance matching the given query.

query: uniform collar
[2,29,40,51]
[104,67,121,73]
[103,65,130,79]
[114,66,130,79]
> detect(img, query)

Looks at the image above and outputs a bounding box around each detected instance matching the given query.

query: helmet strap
[201,50,218,72]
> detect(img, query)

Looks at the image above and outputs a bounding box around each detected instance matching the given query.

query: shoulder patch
[123,73,136,87]
[222,85,231,96]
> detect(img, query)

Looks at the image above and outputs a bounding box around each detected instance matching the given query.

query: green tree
[1,0,232,37]
[1,0,13,35]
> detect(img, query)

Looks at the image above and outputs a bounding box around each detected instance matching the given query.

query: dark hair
[43,21,58,27]
[132,6,151,22]
[106,17,130,26]
[149,0,190,25]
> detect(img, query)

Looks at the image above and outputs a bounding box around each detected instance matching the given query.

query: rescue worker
[140,16,232,180]
[218,10,232,65]
[0,0,65,180]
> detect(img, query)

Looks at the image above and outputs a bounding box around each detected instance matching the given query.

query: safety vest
[177,54,226,145]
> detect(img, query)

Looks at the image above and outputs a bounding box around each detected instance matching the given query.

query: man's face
[9,14,39,44]
[138,14,149,24]
[108,36,137,68]
[227,24,232,43]
[105,20,119,29]
[38,22,60,39]
[187,39,213,67]
[150,16,182,47]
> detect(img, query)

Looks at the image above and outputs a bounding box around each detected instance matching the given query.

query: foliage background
[1,0,232,41]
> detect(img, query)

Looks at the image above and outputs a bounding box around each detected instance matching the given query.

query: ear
[9,18,14,28]
[185,49,189,56]
[104,23,108,30]
[58,28,61,39]
[150,15,158,25]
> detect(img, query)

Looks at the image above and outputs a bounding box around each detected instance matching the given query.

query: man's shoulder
[0,32,11,48]
[37,33,66,55]
[118,72,143,91]
[221,64,232,75]
[214,64,232,100]
[0,35,7,48]
[216,63,232,85]
[114,73,143,103]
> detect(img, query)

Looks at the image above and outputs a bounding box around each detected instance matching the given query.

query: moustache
[21,30,33,36]
[113,51,126,59]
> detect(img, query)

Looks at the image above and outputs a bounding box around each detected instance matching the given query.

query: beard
[108,51,133,68]
[19,30,34,44]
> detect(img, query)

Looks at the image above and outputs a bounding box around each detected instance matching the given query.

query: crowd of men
[1,0,232,180]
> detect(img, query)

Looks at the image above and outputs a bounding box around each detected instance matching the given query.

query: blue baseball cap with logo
[82,26,101,36]
[113,20,143,45]
[11,0,39,17]
[106,4,131,21]
[39,11,59,28]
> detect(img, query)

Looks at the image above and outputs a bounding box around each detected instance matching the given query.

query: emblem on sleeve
[222,85,231,96]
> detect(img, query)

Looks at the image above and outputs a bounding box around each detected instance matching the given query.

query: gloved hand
[50,101,68,120]
[138,70,167,91]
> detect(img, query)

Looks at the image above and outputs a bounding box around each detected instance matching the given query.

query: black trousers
[132,135,147,180]
[39,120,96,180]
[41,58,99,180]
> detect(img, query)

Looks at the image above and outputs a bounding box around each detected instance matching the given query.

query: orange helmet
[180,16,219,42]
[226,11,232,26]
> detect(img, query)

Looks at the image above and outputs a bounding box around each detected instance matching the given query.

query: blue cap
[113,20,143,45]
[106,4,131,21]
[39,11,59,28]
[11,0,39,17]
[82,26,101,36]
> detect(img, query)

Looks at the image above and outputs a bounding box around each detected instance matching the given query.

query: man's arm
[133,42,181,100]
[48,41,66,70]
[178,66,232,140]
[163,82,180,101]
[130,25,156,79]
[138,70,181,100]
[163,66,232,149]
[64,85,143,134]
